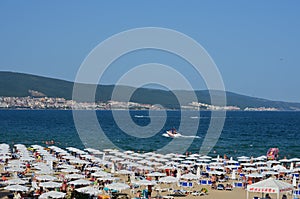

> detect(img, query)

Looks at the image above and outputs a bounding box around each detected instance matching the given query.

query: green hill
[1,71,300,110]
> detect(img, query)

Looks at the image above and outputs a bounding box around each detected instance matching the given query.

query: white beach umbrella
[159,176,178,183]
[208,170,225,175]
[246,173,264,178]
[76,186,102,195]
[181,173,198,180]
[98,176,119,181]
[6,178,27,185]
[91,171,111,177]
[70,159,90,165]
[39,191,66,199]
[134,179,156,186]
[36,175,57,181]
[39,181,62,188]
[5,184,29,192]
[147,172,166,177]
[68,179,91,186]
[272,165,287,171]
[262,171,279,176]
[57,164,75,169]
[105,182,130,191]
[279,159,290,163]
[65,173,85,180]
[85,166,103,172]
[116,170,133,175]
[290,158,300,162]
[60,168,80,173]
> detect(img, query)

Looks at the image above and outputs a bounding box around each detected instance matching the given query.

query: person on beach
[265,193,271,199]
[282,195,287,199]
[134,190,142,199]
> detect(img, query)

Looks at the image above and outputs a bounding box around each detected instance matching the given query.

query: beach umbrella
[158,176,178,183]
[208,170,225,175]
[134,180,156,186]
[68,179,91,186]
[279,159,290,163]
[98,176,119,181]
[70,159,90,165]
[181,173,198,180]
[272,165,287,171]
[65,173,85,180]
[60,168,80,173]
[290,158,300,162]
[91,171,111,177]
[57,164,75,169]
[6,178,27,185]
[39,191,66,199]
[5,184,29,192]
[116,170,133,175]
[36,175,57,181]
[85,166,103,172]
[76,186,102,196]
[35,169,54,175]
[146,172,166,177]
[105,182,130,191]
[246,173,264,178]
[39,181,62,188]
[262,171,279,176]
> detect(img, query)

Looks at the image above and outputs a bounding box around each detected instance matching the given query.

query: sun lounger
[233,182,243,188]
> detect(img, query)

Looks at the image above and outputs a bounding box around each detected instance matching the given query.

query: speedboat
[166,129,182,138]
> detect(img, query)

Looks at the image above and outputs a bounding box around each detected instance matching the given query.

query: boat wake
[162,133,201,139]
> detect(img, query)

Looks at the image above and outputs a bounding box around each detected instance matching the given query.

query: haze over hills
[0,71,300,110]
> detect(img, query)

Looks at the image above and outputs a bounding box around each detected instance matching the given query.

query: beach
[0,144,298,199]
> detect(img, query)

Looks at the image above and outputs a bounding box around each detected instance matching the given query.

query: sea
[0,110,299,159]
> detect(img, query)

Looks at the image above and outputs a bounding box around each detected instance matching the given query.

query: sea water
[0,110,299,158]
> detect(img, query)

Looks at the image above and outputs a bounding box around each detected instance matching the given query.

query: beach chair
[217,184,224,190]
[294,189,300,196]
[233,182,243,188]
[180,182,188,187]
[200,180,207,185]
[207,180,212,185]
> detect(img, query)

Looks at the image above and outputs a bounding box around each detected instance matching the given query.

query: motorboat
[165,128,182,138]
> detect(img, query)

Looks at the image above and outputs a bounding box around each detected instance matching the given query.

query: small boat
[166,128,182,138]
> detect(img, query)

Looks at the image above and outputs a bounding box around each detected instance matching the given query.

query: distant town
[0,96,279,111]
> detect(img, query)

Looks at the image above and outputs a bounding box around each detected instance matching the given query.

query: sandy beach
[0,144,298,199]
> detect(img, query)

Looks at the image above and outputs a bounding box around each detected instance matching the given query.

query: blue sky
[0,1,299,102]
